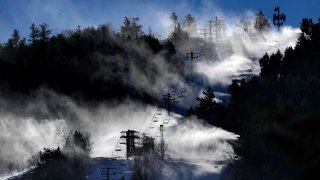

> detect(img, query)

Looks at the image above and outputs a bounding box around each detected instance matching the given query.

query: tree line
[0,19,179,105]
[186,18,320,179]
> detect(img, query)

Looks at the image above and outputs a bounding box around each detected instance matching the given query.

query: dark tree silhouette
[29,23,40,43]
[300,18,313,35]
[254,10,271,32]
[170,12,178,29]
[183,14,197,35]
[196,88,217,112]
[27,131,92,179]
[222,18,320,180]
[39,23,52,42]
[120,17,143,39]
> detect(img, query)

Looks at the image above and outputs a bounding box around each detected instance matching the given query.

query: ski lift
[163,118,169,124]
[119,138,126,144]
[169,94,175,100]
[156,108,162,115]
[111,151,117,157]
[115,145,122,151]
[149,123,155,129]
[177,92,183,98]
[152,116,159,122]
[135,141,142,146]
[170,89,176,96]
[180,86,187,93]
[170,82,178,90]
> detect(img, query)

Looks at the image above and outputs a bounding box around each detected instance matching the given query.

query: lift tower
[120,130,140,159]
[186,51,199,63]
[160,125,164,160]
[273,6,286,31]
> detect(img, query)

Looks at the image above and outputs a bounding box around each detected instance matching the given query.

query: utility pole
[212,16,225,40]
[120,130,140,159]
[205,17,225,42]
[204,19,213,42]
[186,51,199,63]
[101,167,115,180]
[209,19,213,42]
[198,28,207,42]
[160,125,164,160]
[162,92,176,116]
[273,6,286,31]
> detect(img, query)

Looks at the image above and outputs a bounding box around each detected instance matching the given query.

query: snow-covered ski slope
[88,113,238,180]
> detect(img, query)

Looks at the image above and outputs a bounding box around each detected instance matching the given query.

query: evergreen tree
[170,12,178,29]
[196,88,217,112]
[11,29,20,48]
[121,17,131,38]
[5,29,20,49]
[254,10,271,32]
[185,106,196,116]
[29,23,40,43]
[120,17,142,39]
[169,22,188,42]
[183,14,197,35]
[240,17,251,32]
[39,23,52,42]
[300,18,313,35]
[130,17,143,38]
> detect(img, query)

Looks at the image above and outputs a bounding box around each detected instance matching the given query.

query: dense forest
[188,18,320,179]
[0,20,179,104]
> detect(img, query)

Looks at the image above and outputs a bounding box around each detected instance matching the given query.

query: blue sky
[0,0,319,42]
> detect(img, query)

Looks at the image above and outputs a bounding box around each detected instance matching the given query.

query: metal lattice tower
[204,16,225,42]
[120,130,140,159]
[162,92,176,116]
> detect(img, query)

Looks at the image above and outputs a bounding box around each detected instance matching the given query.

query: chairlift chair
[156,109,162,115]
[119,139,126,144]
[169,94,175,100]
[115,145,122,151]
[163,118,169,124]
[135,141,142,146]
[177,92,183,98]
[170,89,176,95]
[149,123,155,129]
[180,87,187,93]
[152,116,159,122]
[170,82,178,90]
[111,151,117,157]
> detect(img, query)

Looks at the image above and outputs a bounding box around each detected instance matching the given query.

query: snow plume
[0,117,67,172]
[155,6,300,100]
[166,118,238,161]
[0,89,155,172]
[194,26,300,86]
[147,115,239,180]
[89,110,239,180]
[0,85,239,179]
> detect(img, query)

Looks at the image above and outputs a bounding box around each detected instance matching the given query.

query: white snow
[87,113,238,180]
